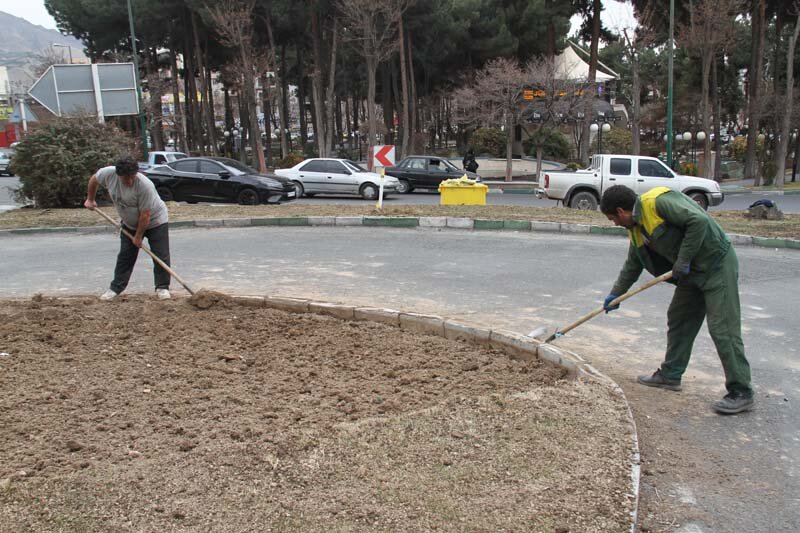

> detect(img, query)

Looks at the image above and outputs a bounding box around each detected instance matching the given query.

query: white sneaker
[99,289,118,301]
[156,288,171,300]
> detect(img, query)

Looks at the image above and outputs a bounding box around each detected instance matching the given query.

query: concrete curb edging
[227,293,642,532]
[3,215,797,250]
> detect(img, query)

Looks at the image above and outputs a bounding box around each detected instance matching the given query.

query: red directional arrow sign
[372,145,395,167]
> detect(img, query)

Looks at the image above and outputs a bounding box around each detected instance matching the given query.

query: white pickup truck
[138,151,188,171]
[537,154,724,210]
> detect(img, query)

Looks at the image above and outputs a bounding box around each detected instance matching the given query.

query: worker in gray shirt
[84,155,172,301]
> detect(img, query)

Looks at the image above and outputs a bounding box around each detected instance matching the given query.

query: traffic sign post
[376,166,385,210]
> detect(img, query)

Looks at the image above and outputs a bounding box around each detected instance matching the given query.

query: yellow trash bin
[438,175,489,205]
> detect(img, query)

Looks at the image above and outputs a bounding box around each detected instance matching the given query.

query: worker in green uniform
[600,185,753,414]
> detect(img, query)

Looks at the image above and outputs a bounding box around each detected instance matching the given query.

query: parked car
[0,152,12,176]
[138,151,188,171]
[275,158,399,200]
[385,155,482,193]
[537,154,723,210]
[144,157,296,205]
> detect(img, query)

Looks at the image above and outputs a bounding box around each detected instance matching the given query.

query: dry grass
[1,203,798,239]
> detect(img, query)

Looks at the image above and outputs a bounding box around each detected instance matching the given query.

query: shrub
[729,136,747,161]
[275,151,305,169]
[762,160,777,185]
[470,127,506,157]
[591,126,632,155]
[523,127,571,161]
[566,162,582,171]
[12,116,136,208]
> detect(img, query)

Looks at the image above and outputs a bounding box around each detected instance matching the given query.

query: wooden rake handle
[91,207,195,295]
[554,271,674,339]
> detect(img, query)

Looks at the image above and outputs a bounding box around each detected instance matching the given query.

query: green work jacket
[611,187,731,295]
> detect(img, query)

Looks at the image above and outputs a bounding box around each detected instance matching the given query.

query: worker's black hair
[600,185,637,214]
[115,155,139,177]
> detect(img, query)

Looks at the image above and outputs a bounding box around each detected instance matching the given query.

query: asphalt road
[3,174,800,212]
[1,225,797,531]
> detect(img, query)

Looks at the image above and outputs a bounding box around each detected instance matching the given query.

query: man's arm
[611,243,644,296]
[84,175,99,209]
[131,210,151,248]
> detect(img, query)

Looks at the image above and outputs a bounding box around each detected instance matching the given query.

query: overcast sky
[2,0,637,36]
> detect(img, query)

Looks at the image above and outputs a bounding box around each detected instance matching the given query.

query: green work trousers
[660,248,752,394]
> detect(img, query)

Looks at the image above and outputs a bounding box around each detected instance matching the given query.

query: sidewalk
[720,175,800,195]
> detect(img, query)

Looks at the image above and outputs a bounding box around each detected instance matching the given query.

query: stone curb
[224,293,641,531]
[3,215,797,251]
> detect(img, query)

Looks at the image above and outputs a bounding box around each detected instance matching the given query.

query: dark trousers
[110,223,171,293]
[660,248,752,395]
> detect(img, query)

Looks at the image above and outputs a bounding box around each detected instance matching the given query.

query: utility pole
[666,0,675,169]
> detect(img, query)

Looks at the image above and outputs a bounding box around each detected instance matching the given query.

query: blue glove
[672,263,691,281]
[603,294,620,313]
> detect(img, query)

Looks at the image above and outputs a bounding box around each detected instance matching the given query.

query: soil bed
[1,296,633,532]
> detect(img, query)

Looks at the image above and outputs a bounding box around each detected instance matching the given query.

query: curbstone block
[446,217,473,229]
[81,226,115,234]
[335,216,364,226]
[354,307,401,327]
[473,219,505,230]
[753,237,787,249]
[531,221,561,233]
[399,312,446,336]
[278,217,309,226]
[232,295,266,307]
[590,225,627,237]
[264,296,310,313]
[309,302,356,320]
[503,220,531,231]
[537,344,579,377]
[419,217,448,228]
[444,320,491,345]
[169,220,195,228]
[363,217,419,227]
[561,223,591,234]
[728,234,754,246]
[786,239,800,250]
[489,329,539,362]
[195,219,224,227]
[223,218,252,227]
[308,216,336,226]
[251,218,281,226]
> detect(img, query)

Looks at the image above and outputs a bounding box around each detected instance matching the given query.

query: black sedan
[144,157,296,205]
[385,155,482,194]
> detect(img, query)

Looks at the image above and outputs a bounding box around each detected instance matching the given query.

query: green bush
[470,127,506,157]
[276,151,305,169]
[523,127,571,160]
[729,136,747,161]
[566,162,582,171]
[762,160,777,185]
[12,116,136,208]
[591,126,632,155]
[680,161,698,176]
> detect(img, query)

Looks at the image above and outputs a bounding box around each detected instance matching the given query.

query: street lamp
[52,43,73,64]
[590,122,611,154]
[695,131,706,169]
[683,132,692,166]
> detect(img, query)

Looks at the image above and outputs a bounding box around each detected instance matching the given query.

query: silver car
[275,158,399,200]
[0,152,12,176]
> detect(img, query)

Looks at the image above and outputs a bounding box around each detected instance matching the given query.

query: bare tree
[310,4,339,157]
[454,58,530,182]
[679,0,743,179]
[338,0,412,158]
[621,28,651,156]
[207,0,267,172]
[774,0,800,189]
[745,0,767,185]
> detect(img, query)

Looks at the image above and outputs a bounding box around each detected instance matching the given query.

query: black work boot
[637,369,682,391]
[712,390,754,415]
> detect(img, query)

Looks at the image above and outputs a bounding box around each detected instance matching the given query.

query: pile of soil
[0,296,634,532]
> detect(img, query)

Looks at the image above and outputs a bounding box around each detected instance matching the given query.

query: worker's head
[600,185,637,228]
[115,155,139,186]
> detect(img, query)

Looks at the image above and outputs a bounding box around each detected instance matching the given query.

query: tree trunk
[630,38,641,156]
[399,15,410,159]
[239,47,266,172]
[260,72,273,165]
[581,0,601,166]
[536,145,543,181]
[182,8,202,153]
[701,49,713,179]
[224,86,234,157]
[310,7,326,156]
[324,20,338,157]
[143,49,164,151]
[279,49,291,156]
[381,62,393,145]
[297,50,308,150]
[712,55,723,181]
[745,0,766,185]
[366,55,378,158]
[169,47,188,154]
[407,30,418,152]
[505,114,513,181]
[265,15,289,158]
[775,11,800,190]
[192,12,216,155]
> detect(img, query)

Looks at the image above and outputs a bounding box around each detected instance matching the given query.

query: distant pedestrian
[463,149,479,173]
[600,184,753,415]
[84,155,172,301]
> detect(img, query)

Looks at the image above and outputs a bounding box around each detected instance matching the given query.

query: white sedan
[275,158,399,200]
